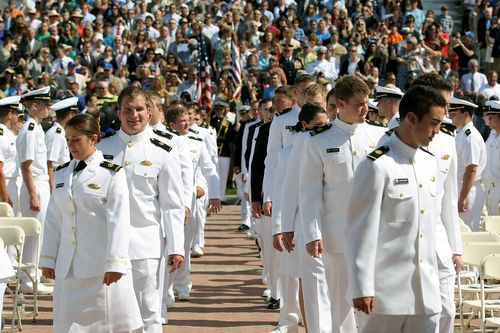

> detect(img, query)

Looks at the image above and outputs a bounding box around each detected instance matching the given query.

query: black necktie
[74,161,87,172]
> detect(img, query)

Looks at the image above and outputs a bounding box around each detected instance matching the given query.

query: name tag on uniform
[393,178,409,185]
[140,160,152,166]
[55,183,64,188]
[326,148,340,153]
[88,183,101,190]
[103,154,114,160]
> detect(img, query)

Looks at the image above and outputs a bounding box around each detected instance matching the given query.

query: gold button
[353,150,357,156]
[350,132,354,136]
[125,161,130,166]
[419,184,423,188]
[430,176,436,182]
[419,257,423,263]
[400,193,404,198]
[128,143,133,148]
[420,209,425,214]
[419,233,423,238]
[72,225,76,231]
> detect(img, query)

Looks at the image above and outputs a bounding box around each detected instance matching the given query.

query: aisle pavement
[4,205,306,332]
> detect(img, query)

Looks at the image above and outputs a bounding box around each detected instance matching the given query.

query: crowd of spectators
[0,0,499,127]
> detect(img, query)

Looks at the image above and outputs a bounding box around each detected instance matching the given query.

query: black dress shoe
[267,297,280,309]
[237,224,250,231]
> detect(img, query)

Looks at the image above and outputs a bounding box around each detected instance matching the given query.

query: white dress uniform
[171,131,220,295]
[97,127,185,333]
[280,131,332,333]
[39,151,142,333]
[345,134,442,333]
[299,119,384,333]
[483,101,500,215]
[17,87,51,284]
[0,237,15,327]
[45,97,78,169]
[456,121,487,231]
[0,96,21,214]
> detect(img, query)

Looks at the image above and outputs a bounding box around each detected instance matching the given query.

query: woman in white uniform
[40,114,142,333]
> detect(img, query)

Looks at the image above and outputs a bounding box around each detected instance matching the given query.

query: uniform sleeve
[263,119,282,203]
[281,136,304,233]
[298,136,324,245]
[206,129,218,165]
[45,132,63,163]
[345,159,385,299]
[40,190,63,269]
[159,149,186,257]
[271,150,287,235]
[463,135,482,167]
[176,136,195,208]
[104,168,131,274]
[198,143,220,200]
[16,129,36,163]
[441,148,462,254]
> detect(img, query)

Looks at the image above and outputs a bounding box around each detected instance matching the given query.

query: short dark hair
[334,75,370,101]
[399,85,447,121]
[117,86,147,109]
[165,100,187,124]
[299,103,327,124]
[294,73,315,86]
[274,85,296,99]
[66,113,101,143]
[410,73,453,92]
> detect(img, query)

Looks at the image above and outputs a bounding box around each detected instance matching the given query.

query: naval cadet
[484,100,500,215]
[345,85,447,332]
[40,113,142,333]
[374,85,404,128]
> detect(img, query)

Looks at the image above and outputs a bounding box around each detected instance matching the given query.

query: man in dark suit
[19,27,42,59]
[280,43,299,85]
[80,41,96,72]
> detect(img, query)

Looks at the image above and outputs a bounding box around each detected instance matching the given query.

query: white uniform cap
[484,100,500,114]
[21,86,51,101]
[51,97,79,114]
[0,95,21,109]
[449,96,478,111]
[375,85,404,101]
[368,99,378,110]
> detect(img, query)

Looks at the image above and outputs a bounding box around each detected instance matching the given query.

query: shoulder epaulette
[276,108,292,117]
[188,135,203,141]
[440,123,455,137]
[101,130,116,138]
[285,125,297,132]
[100,161,122,172]
[165,127,181,136]
[385,128,395,136]
[465,128,471,136]
[153,129,173,140]
[0,127,3,135]
[56,127,62,134]
[28,122,35,131]
[366,119,387,128]
[189,128,199,134]
[150,138,172,152]
[309,124,332,136]
[419,147,434,156]
[55,161,70,171]
[367,146,390,161]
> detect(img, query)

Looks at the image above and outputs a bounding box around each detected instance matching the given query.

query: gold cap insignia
[87,183,101,190]
[369,145,375,149]
[375,150,382,154]
[441,154,450,160]
[140,160,152,166]
[430,176,436,182]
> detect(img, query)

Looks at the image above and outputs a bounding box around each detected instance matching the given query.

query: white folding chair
[478,254,500,332]
[0,217,42,322]
[0,202,14,217]
[459,242,500,332]
[462,231,500,243]
[484,216,500,235]
[0,225,25,332]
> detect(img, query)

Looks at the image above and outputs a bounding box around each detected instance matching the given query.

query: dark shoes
[237,224,250,231]
[267,297,280,310]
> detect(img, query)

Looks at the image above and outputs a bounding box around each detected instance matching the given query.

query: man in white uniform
[448,96,487,231]
[17,86,53,294]
[45,97,77,191]
[346,85,447,333]
[0,96,23,214]
[484,100,500,215]
[375,85,404,129]
[299,76,384,333]
[97,86,185,333]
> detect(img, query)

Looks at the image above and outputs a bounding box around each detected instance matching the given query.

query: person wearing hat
[0,96,23,214]
[17,86,53,295]
[305,46,338,83]
[484,100,500,214]
[439,57,455,79]
[375,85,404,128]
[45,97,78,191]
[448,96,487,231]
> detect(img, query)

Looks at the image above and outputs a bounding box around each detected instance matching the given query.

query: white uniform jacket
[188,134,220,200]
[97,128,185,260]
[0,123,18,178]
[45,122,70,168]
[16,117,48,179]
[456,121,487,185]
[263,104,300,203]
[484,130,500,194]
[298,119,384,252]
[345,134,441,315]
[190,125,218,165]
[271,145,292,235]
[152,123,194,208]
[40,151,131,279]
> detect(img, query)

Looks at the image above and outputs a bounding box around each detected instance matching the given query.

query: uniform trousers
[236,173,252,227]
[357,313,440,333]
[438,255,456,333]
[277,273,301,328]
[217,156,230,201]
[6,178,19,215]
[485,183,500,215]
[19,179,50,282]
[323,253,357,333]
[0,278,7,326]
[131,258,162,333]
[192,194,208,249]
[459,182,485,231]
[296,232,332,333]
[261,216,281,300]
[171,213,195,295]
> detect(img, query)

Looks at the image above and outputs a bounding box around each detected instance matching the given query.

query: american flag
[197,33,212,112]
[229,35,243,102]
